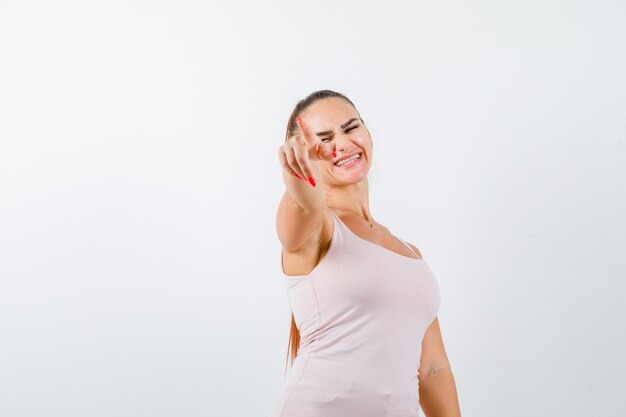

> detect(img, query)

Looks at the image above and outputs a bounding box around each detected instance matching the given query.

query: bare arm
[276,116,334,252]
[418,316,462,417]
[276,187,325,252]
[404,243,461,414]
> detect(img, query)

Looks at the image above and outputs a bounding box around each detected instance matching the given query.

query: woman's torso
[271,208,440,417]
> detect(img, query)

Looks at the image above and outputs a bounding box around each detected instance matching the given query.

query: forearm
[418,366,462,417]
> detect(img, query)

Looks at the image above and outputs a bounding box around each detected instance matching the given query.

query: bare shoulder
[281,208,334,276]
[406,242,424,260]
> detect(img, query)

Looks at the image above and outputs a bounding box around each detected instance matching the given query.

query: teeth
[335,153,361,167]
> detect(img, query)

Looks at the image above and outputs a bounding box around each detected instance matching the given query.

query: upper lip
[334,151,362,165]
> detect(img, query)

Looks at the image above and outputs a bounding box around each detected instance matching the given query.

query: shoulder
[406,242,424,259]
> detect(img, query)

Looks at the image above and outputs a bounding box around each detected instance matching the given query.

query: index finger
[296,116,315,146]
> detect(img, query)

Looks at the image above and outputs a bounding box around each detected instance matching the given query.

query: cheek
[354,136,371,151]
[355,134,369,145]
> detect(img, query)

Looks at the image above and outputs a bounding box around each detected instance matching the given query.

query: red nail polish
[294,173,303,180]
[332,152,337,158]
[308,177,316,187]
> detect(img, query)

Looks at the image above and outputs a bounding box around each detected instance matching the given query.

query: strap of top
[392,235,418,256]
[328,208,340,223]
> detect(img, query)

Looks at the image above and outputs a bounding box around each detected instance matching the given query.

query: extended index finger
[296,116,315,146]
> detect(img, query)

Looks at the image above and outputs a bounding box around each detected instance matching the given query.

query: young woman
[272,89,461,417]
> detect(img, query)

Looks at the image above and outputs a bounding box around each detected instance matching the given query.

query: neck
[326,180,374,224]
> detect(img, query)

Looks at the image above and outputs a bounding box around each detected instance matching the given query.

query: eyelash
[321,125,358,142]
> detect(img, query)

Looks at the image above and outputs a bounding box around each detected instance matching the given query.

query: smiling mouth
[334,152,362,168]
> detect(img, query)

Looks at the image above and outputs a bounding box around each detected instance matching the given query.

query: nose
[333,131,353,152]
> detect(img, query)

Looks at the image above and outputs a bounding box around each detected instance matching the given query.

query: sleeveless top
[270,208,441,417]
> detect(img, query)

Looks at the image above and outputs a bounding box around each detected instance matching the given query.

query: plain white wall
[1,1,624,416]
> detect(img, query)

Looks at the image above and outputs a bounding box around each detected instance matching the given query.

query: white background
[1,1,624,416]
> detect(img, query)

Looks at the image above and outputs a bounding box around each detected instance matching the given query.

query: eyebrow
[315,118,359,136]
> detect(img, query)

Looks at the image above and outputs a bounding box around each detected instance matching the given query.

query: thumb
[315,142,335,162]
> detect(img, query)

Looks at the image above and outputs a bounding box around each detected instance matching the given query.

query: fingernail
[332,152,337,158]
[308,177,316,187]
[294,173,303,180]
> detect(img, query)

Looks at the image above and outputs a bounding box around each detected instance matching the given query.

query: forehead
[301,97,358,129]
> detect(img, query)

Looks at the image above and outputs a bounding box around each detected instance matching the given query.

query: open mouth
[334,152,362,168]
